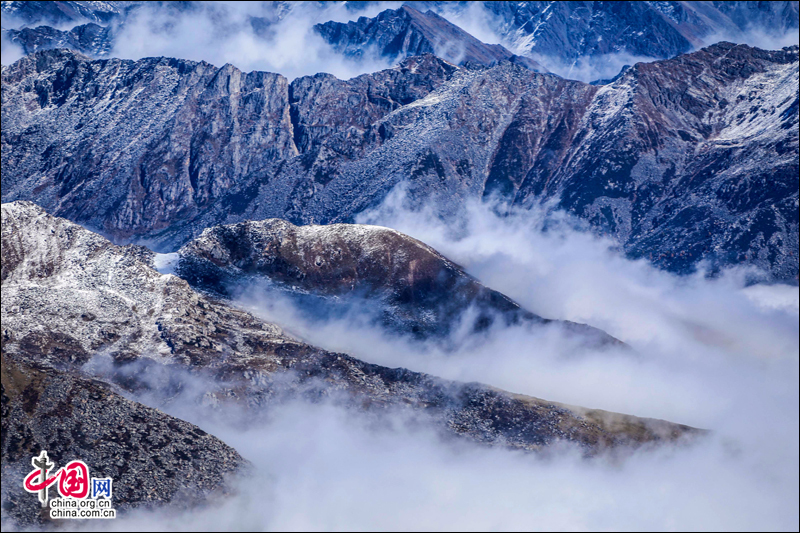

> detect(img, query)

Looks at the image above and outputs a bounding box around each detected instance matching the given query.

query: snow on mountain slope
[2,201,695,467]
[315,5,547,72]
[2,43,797,281]
[175,217,621,346]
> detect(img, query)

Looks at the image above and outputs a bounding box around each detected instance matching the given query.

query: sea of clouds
[78,187,800,531]
[3,2,798,530]
[107,1,403,81]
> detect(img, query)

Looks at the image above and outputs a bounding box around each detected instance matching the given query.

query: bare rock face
[0,1,131,27]
[1,48,297,243]
[2,43,796,281]
[3,23,114,57]
[482,1,800,64]
[0,353,246,528]
[0,49,457,248]
[314,5,546,72]
[0,202,697,481]
[176,218,620,346]
[288,53,458,161]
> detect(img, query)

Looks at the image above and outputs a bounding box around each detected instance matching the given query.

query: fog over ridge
[1,2,797,530]
[91,186,800,531]
[4,1,797,82]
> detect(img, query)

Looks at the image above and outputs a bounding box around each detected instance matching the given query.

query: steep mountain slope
[500,42,800,278]
[0,0,132,27]
[315,5,546,72]
[175,218,619,345]
[0,50,454,244]
[2,43,797,280]
[479,1,800,64]
[2,23,113,57]
[1,201,695,461]
[1,353,246,527]
[1,48,301,242]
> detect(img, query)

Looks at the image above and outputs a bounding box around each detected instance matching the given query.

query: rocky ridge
[175,218,620,345]
[1,201,698,523]
[315,5,546,72]
[4,42,796,280]
[1,353,246,528]
[0,1,132,27]
[3,23,114,57]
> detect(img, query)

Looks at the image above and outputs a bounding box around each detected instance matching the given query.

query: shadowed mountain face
[1,202,696,493]
[2,43,797,280]
[175,218,621,346]
[314,5,546,72]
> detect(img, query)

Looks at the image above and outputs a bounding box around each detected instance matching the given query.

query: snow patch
[153,252,180,275]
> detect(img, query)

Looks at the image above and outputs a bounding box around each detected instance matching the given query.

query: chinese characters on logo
[22,451,116,520]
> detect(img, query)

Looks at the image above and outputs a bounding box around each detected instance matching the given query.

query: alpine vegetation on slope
[2,42,797,280]
[175,217,620,347]
[1,353,246,528]
[0,202,696,467]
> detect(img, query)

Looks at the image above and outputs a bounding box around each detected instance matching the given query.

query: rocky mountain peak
[175,217,621,346]
[1,201,697,476]
[314,4,547,72]
[2,42,797,280]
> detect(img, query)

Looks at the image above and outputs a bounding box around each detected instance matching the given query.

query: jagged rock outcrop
[1,48,298,242]
[481,1,800,64]
[2,43,797,280]
[0,1,132,27]
[1,353,246,528]
[315,5,546,72]
[176,218,620,345]
[3,23,114,57]
[1,202,697,478]
[288,53,458,167]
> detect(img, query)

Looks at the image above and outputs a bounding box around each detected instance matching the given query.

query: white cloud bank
[1,31,25,65]
[108,1,402,81]
[83,187,798,531]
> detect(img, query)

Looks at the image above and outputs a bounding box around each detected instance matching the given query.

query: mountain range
[3,41,797,280]
[1,1,798,527]
[1,200,696,526]
[3,2,798,73]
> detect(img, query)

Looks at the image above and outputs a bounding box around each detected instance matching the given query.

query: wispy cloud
[1,31,25,65]
[702,26,800,51]
[108,1,403,80]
